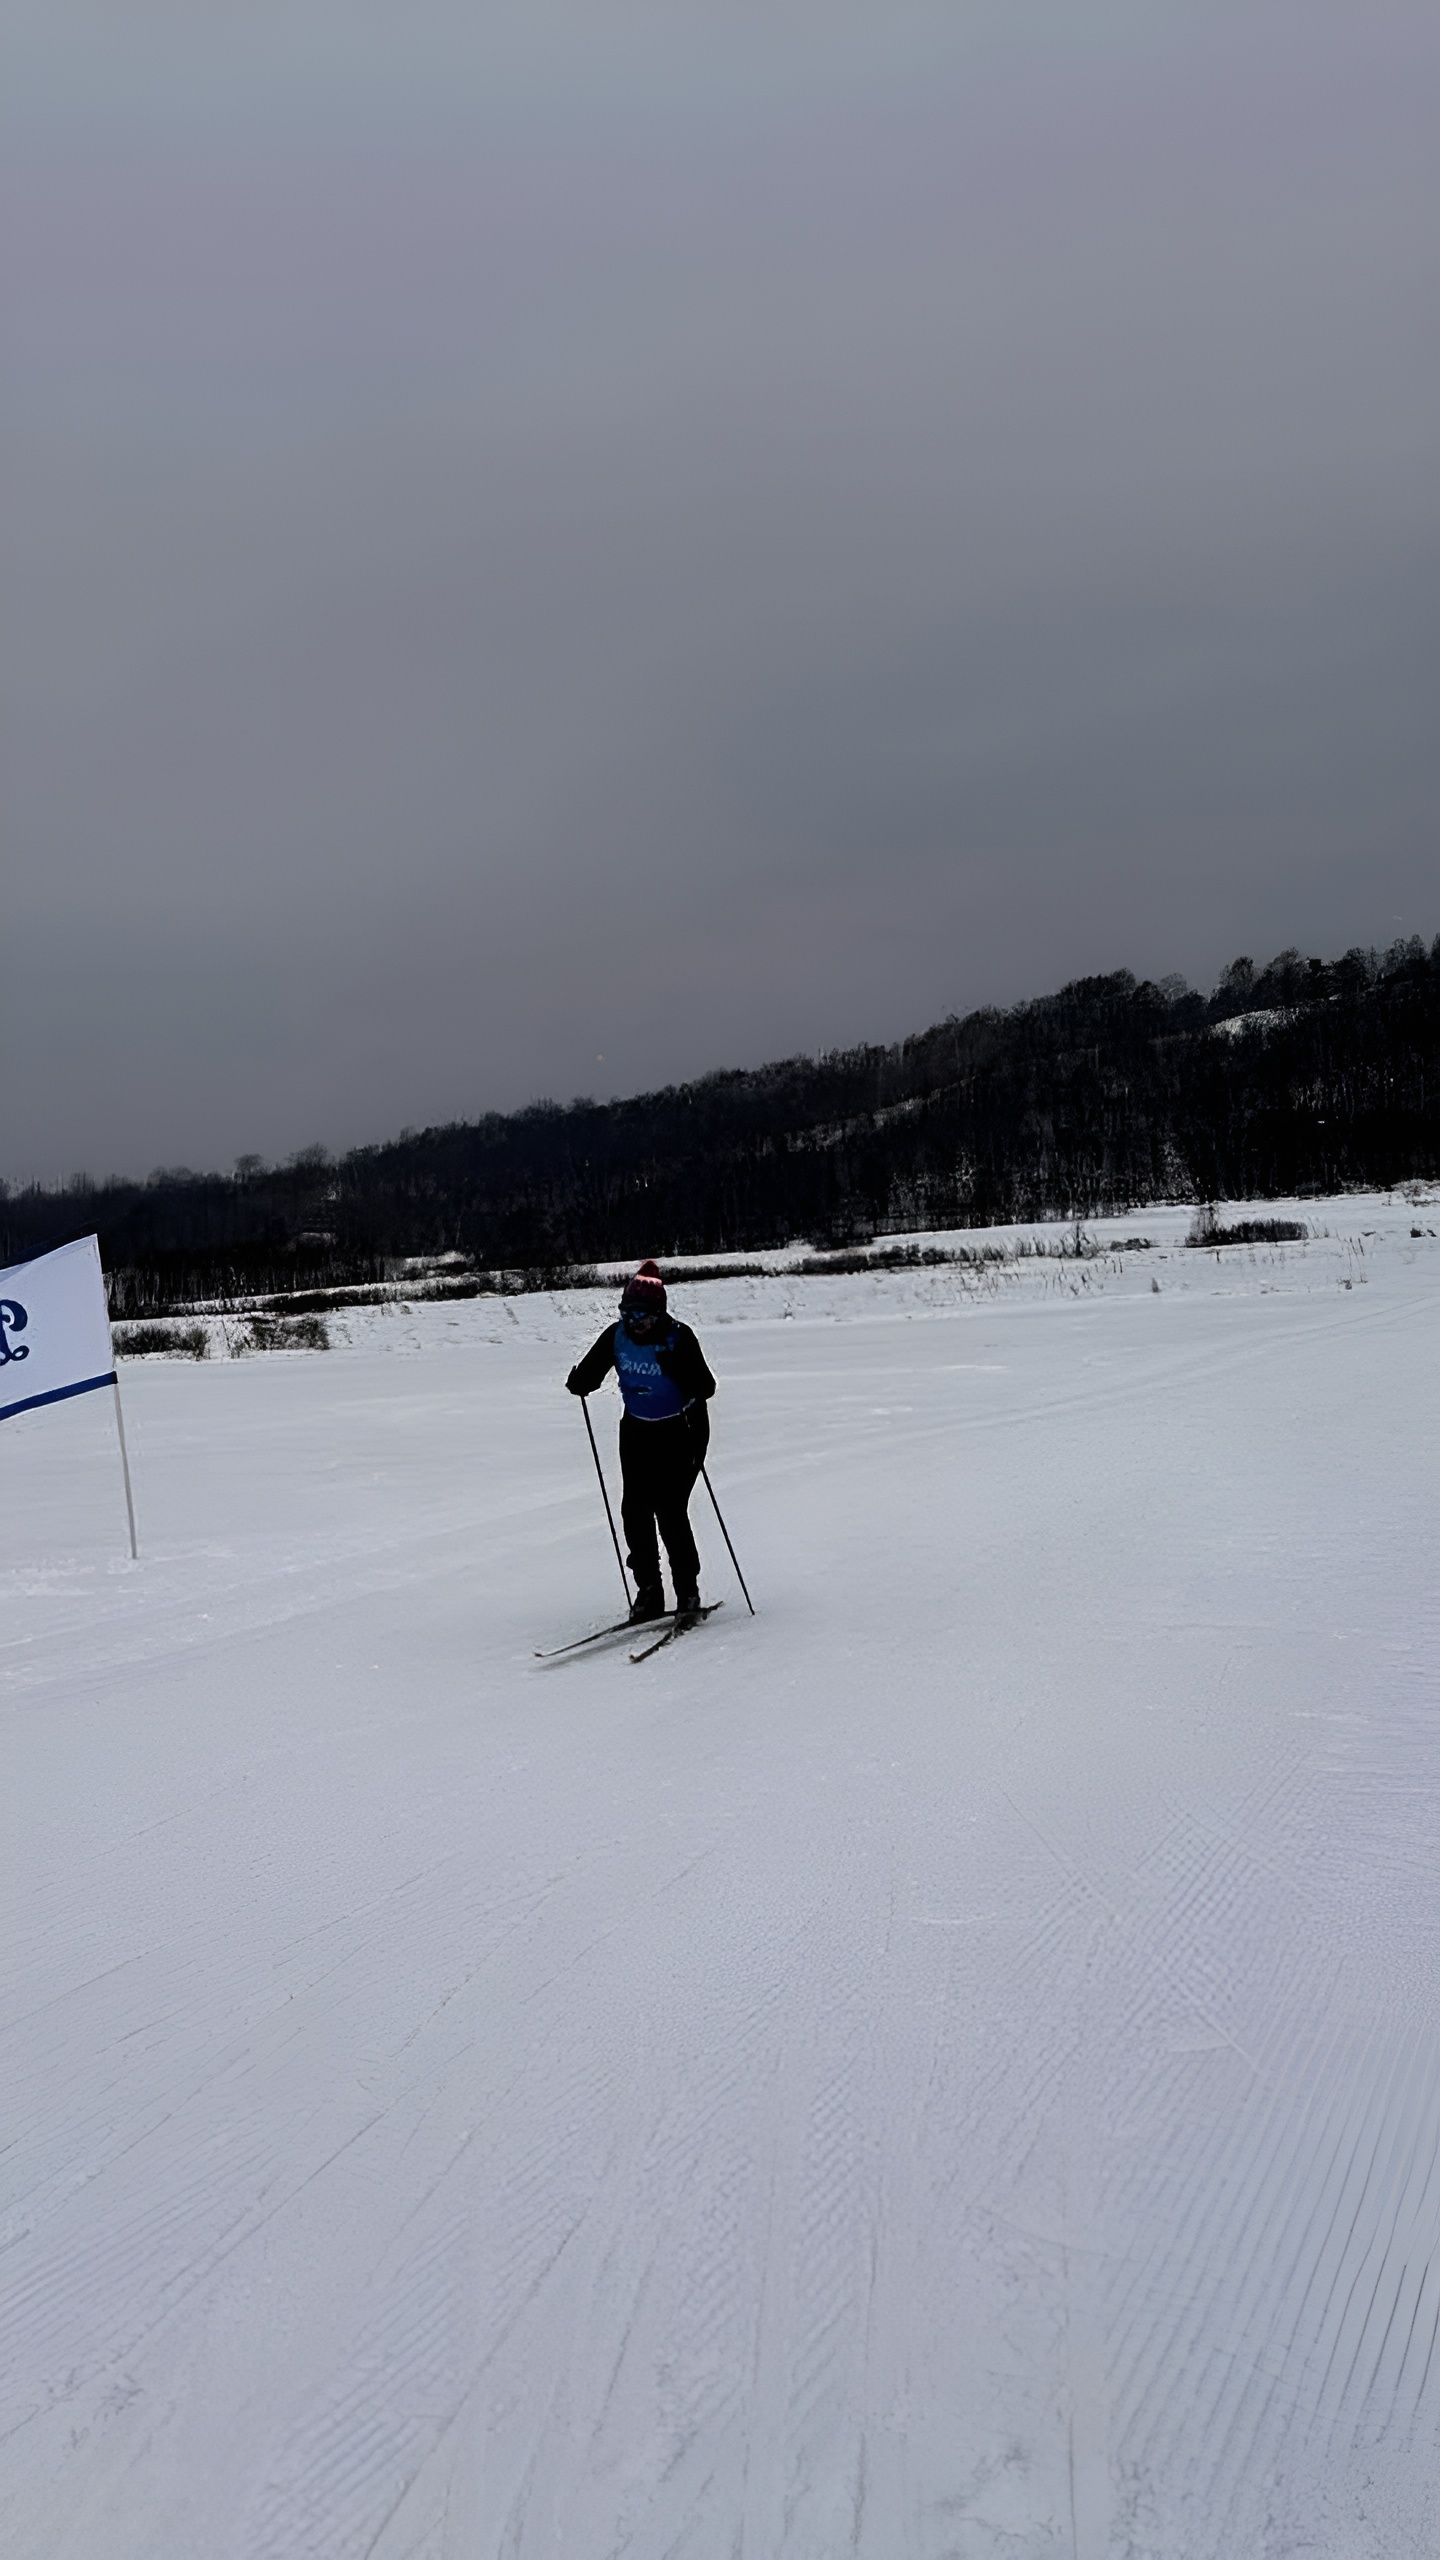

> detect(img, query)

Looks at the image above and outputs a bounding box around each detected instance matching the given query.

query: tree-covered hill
[5,936,1437,1312]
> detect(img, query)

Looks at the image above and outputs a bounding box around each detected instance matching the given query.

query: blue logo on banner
[0,1299,29,1365]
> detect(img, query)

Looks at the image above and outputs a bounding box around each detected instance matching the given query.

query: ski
[535,1615,642,1660]
[629,1601,724,1663]
[536,1608,687,1661]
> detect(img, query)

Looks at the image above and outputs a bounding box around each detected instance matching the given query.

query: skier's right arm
[566,1327,617,1396]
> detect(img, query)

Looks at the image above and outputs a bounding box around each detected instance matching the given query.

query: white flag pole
[112,1378,139,1559]
[100,1272,139,1560]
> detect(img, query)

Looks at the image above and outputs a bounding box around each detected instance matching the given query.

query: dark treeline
[5,937,1437,1312]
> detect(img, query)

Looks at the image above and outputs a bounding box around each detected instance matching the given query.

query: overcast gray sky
[4,0,1435,1184]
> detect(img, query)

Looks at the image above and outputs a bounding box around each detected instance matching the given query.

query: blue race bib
[613,1321,687,1421]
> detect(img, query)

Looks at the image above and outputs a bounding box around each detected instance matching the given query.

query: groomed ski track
[2,1197,1436,2556]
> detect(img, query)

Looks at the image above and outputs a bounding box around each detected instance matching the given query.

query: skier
[566,1261,716,1624]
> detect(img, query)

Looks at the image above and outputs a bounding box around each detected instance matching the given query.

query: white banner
[0,1235,117,1423]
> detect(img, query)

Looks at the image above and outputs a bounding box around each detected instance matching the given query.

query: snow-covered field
[3,1195,1437,2558]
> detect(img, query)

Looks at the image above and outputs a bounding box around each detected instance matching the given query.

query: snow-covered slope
[2,1196,1437,2557]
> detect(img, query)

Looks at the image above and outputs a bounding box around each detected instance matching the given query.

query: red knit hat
[621,1259,667,1316]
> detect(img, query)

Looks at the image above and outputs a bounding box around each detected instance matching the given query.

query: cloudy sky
[4,0,1434,1183]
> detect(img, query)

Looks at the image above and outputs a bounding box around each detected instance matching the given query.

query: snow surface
[3,1195,1437,2558]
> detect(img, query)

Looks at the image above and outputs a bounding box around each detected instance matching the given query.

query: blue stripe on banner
[0,1371,118,1423]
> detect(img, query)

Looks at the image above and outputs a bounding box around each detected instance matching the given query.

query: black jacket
[566,1318,716,1406]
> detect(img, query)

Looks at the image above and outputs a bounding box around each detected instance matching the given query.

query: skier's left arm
[657,1324,716,1403]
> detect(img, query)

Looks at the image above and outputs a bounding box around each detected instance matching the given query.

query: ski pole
[580,1395,632,1607]
[701,1465,756,1614]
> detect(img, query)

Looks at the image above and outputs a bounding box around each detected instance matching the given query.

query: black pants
[620,1406,708,1596]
